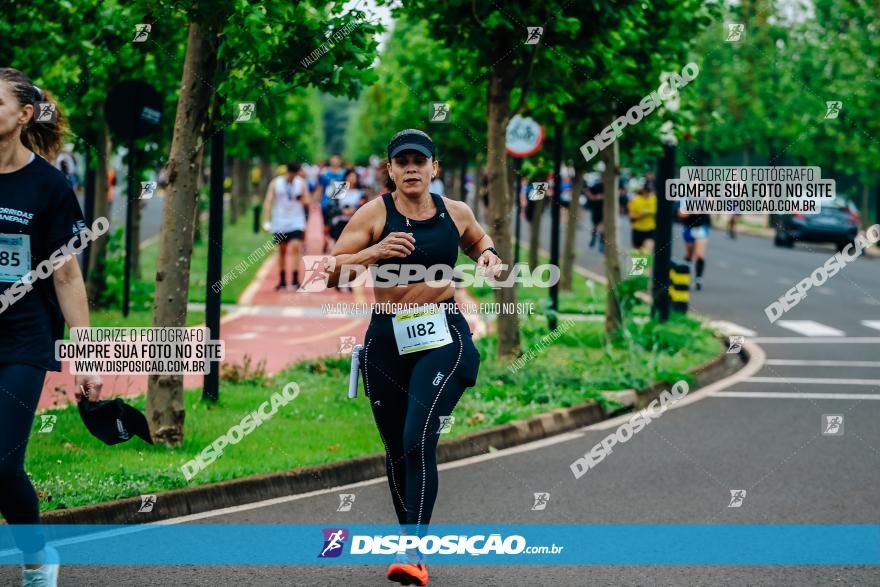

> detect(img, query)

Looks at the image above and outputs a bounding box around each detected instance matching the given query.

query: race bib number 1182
[392,304,453,355]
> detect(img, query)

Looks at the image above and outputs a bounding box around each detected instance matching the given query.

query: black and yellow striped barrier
[669,261,690,313]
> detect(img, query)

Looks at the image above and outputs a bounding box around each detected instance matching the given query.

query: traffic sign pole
[549,123,563,332]
[123,137,135,317]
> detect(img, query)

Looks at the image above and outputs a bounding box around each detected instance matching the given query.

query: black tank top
[375,192,460,282]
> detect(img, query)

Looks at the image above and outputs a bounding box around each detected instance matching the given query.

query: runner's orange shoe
[386,562,428,586]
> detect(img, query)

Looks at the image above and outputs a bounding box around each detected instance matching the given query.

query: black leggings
[0,362,47,553]
[361,301,480,535]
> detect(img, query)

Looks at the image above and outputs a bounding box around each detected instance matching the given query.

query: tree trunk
[876,175,880,226]
[601,115,623,337]
[449,162,461,201]
[146,17,221,447]
[193,146,207,243]
[459,161,467,202]
[230,156,248,225]
[86,127,110,302]
[528,196,544,270]
[130,159,143,280]
[561,162,584,291]
[486,71,519,358]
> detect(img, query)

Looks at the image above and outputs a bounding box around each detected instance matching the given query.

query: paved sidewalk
[40,202,485,409]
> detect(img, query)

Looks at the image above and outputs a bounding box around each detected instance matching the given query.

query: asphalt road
[5,206,878,586]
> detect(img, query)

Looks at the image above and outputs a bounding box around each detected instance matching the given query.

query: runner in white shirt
[428,161,444,196]
[262,162,311,290]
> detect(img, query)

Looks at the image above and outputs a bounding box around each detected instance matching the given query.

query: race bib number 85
[392,304,453,355]
[0,233,31,283]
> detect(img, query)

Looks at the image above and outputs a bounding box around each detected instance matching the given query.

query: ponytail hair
[0,68,68,161]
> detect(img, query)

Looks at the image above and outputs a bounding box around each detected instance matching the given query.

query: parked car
[774,199,860,251]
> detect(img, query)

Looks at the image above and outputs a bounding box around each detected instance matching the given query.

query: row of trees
[7,0,877,446]
[684,0,879,223]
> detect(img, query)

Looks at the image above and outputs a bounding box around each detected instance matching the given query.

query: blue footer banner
[1,524,878,565]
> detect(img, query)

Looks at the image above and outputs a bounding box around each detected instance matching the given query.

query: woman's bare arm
[326,199,414,287]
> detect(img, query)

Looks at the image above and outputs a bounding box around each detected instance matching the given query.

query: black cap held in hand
[387,129,435,159]
[78,398,153,446]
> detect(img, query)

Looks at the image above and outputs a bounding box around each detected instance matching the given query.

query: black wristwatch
[480,246,499,257]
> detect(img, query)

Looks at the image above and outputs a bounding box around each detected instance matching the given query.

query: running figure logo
[318,528,349,558]
[728,490,746,508]
[140,181,157,199]
[726,335,744,354]
[824,101,842,120]
[725,23,744,42]
[138,494,157,513]
[525,27,543,45]
[337,494,356,512]
[529,182,547,201]
[339,336,356,354]
[299,256,334,292]
[35,102,57,123]
[531,492,550,510]
[629,255,649,276]
[38,415,57,433]
[133,24,151,43]
[822,414,844,436]
[429,102,450,123]
[330,181,349,200]
[437,416,455,434]
[235,102,256,123]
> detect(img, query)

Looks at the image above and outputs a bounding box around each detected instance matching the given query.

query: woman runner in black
[0,68,103,587]
[323,129,500,586]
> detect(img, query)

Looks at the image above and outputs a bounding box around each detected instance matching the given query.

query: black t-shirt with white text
[0,154,86,371]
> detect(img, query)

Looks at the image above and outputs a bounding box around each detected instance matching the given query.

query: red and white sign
[506,115,544,158]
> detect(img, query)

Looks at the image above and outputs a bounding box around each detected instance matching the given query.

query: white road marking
[717,260,730,269]
[711,391,880,400]
[862,320,880,332]
[817,288,834,296]
[774,320,846,337]
[753,337,880,344]
[708,320,758,337]
[226,333,258,340]
[743,268,758,276]
[765,359,880,367]
[775,277,792,285]
[861,297,880,306]
[745,376,880,386]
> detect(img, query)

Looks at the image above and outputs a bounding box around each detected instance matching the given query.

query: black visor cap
[388,131,435,160]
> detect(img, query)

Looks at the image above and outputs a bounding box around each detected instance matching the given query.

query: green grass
[80,218,264,331]
[461,247,651,316]
[82,309,207,329]
[137,217,271,305]
[29,312,720,512]
[31,229,720,511]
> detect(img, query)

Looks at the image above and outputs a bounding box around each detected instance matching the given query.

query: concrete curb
[40,336,741,525]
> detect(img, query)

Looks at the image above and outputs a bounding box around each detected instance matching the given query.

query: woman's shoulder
[21,155,74,199]
[442,196,474,218]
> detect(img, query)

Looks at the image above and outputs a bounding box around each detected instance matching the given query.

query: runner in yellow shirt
[629,185,657,252]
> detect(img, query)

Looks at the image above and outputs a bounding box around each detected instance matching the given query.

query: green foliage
[345,14,486,168]
[29,312,720,511]
[92,227,153,311]
[683,0,879,202]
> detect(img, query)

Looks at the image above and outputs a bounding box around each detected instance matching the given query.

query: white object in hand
[348,344,363,399]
